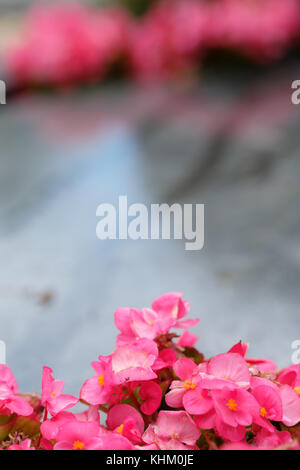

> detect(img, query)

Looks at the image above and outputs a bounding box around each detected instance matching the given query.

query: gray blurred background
[0,1,299,395]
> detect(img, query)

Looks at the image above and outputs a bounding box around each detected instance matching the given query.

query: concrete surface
[0,65,299,395]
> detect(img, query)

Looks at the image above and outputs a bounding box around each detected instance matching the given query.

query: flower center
[73,440,84,450]
[260,407,268,418]
[294,387,300,395]
[183,380,196,390]
[226,398,238,411]
[172,433,179,439]
[50,392,56,397]
[117,424,124,435]
[98,374,104,386]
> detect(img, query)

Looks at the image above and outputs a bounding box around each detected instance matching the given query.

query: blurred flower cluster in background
[2,0,300,91]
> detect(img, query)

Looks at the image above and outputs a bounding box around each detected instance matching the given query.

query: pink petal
[173,358,196,381]
[80,376,111,405]
[280,384,300,427]
[107,404,144,435]
[6,396,33,416]
[114,307,134,336]
[139,381,162,415]
[183,389,214,415]
[175,318,199,329]
[207,353,250,388]
[165,388,186,409]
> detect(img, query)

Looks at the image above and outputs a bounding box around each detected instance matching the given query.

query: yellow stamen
[294,387,300,395]
[117,424,124,435]
[149,320,155,326]
[260,407,268,418]
[183,380,196,390]
[226,398,238,411]
[97,374,104,386]
[172,433,179,439]
[73,440,84,450]
[50,392,56,397]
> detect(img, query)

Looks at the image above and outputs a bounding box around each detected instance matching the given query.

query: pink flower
[54,421,104,450]
[107,404,144,444]
[41,407,103,443]
[98,433,135,450]
[212,388,258,428]
[2,293,300,450]
[277,364,300,427]
[111,338,158,384]
[0,365,18,394]
[278,364,300,389]
[199,353,250,390]
[5,4,130,87]
[80,356,114,405]
[151,292,198,331]
[114,292,199,346]
[255,428,293,449]
[278,385,300,427]
[41,366,78,416]
[180,362,214,424]
[215,418,247,443]
[166,358,199,408]
[0,365,33,417]
[143,410,200,450]
[139,381,162,415]
[183,387,214,428]
[251,383,282,431]
[228,342,277,373]
[129,1,209,82]
[114,307,161,345]
[210,388,259,442]
[152,348,177,371]
[41,411,76,441]
[208,0,300,62]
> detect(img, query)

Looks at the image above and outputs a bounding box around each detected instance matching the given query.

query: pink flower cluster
[5,4,129,87]
[4,0,300,88]
[0,292,300,450]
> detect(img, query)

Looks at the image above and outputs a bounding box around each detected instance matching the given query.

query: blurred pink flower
[5,4,130,87]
